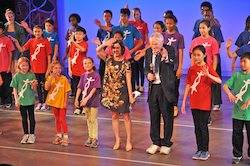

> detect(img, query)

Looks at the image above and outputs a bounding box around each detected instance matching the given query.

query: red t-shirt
[185,64,219,110]
[69,40,88,76]
[190,36,220,66]
[129,20,149,50]
[0,36,15,72]
[105,45,131,60]
[24,38,52,73]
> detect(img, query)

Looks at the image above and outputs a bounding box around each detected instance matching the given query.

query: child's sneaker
[213,104,221,111]
[61,138,69,146]
[35,103,43,111]
[129,104,133,109]
[174,106,178,117]
[232,156,242,164]
[27,134,36,144]
[74,109,81,115]
[20,134,29,144]
[139,87,144,92]
[192,150,202,160]
[91,139,98,148]
[84,137,92,147]
[53,136,63,145]
[199,151,210,160]
[4,104,11,108]
[69,93,75,99]
[82,108,85,114]
[40,103,49,111]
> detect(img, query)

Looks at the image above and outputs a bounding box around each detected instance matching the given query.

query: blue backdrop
[57,0,250,76]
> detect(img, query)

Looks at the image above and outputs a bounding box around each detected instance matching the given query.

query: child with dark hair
[10,25,52,111]
[94,8,143,92]
[182,45,221,160]
[22,18,60,62]
[0,21,15,108]
[97,10,114,85]
[163,14,185,117]
[163,10,179,32]
[68,26,88,114]
[63,13,81,61]
[193,1,221,32]
[223,52,250,164]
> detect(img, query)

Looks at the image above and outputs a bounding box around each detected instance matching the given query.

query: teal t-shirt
[10,73,36,106]
[225,71,250,120]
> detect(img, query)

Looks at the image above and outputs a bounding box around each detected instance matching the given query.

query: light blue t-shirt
[111,24,142,58]
[43,30,60,58]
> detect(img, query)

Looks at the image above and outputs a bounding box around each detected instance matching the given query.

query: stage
[0,75,248,166]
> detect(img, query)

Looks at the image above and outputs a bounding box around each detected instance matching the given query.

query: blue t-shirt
[111,24,142,58]
[97,25,113,44]
[43,30,60,58]
[193,24,224,42]
[235,30,250,47]
[236,44,250,57]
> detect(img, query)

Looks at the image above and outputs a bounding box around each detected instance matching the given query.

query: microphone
[150,63,154,74]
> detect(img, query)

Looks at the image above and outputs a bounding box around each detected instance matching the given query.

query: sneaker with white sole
[4,104,11,108]
[27,134,36,144]
[20,134,29,144]
[35,103,43,111]
[160,146,171,155]
[213,105,221,111]
[82,108,85,114]
[74,109,81,115]
[199,151,210,160]
[232,156,242,164]
[146,144,160,154]
[40,103,49,111]
[192,150,202,160]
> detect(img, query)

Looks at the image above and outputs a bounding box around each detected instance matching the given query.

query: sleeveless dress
[101,55,131,113]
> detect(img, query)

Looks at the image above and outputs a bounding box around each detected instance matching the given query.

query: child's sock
[64,135,68,139]
[57,134,62,138]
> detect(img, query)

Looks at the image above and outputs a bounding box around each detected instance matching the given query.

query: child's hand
[0,82,2,86]
[80,98,88,107]
[21,21,28,29]
[129,96,136,105]
[62,54,67,62]
[225,38,233,49]
[125,4,129,9]
[7,66,11,73]
[201,65,209,77]
[30,80,38,89]
[241,99,250,110]
[105,38,117,46]
[228,93,237,102]
[91,39,101,46]
[94,19,101,27]
[74,100,79,108]
[8,35,18,43]
[134,50,145,61]
[63,102,68,109]
[181,104,186,114]
[15,100,20,108]
[69,34,74,43]
[68,70,72,78]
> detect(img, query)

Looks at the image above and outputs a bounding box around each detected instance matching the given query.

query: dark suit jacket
[144,44,177,103]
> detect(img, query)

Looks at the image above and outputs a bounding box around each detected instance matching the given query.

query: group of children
[0,1,250,164]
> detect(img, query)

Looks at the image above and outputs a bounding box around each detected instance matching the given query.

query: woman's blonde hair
[5,9,14,17]
[45,60,63,78]
[16,57,31,73]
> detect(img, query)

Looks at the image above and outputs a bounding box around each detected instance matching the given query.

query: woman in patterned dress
[96,38,135,151]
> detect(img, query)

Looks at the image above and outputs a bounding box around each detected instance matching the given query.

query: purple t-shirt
[77,71,101,107]
[65,26,76,41]
[163,31,185,71]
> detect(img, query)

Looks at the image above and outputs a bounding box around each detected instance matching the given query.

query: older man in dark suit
[144,32,177,155]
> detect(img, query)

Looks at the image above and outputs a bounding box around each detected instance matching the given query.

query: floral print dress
[101,55,131,113]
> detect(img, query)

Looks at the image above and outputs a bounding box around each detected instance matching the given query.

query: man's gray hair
[150,32,164,42]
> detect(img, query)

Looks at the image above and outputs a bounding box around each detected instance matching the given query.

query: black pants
[173,71,180,106]
[71,75,80,96]
[211,62,222,105]
[135,57,145,87]
[20,105,35,134]
[35,73,47,103]
[99,59,105,85]
[232,118,250,157]
[149,84,174,147]
[191,109,211,151]
[0,72,12,104]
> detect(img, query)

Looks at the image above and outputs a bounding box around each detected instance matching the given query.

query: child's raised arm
[69,34,86,52]
[181,84,191,114]
[94,19,112,32]
[223,84,237,102]
[225,38,238,59]
[96,38,116,61]
[45,73,55,90]
[202,65,222,84]
[8,36,26,53]
[21,21,34,35]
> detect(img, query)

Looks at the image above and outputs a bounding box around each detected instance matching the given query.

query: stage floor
[0,75,248,166]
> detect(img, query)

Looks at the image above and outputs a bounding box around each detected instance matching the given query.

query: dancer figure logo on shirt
[0,43,6,52]
[82,77,95,98]
[167,37,176,46]
[190,71,204,94]
[31,43,45,61]
[18,79,32,100]
[235,79,250,103]
[47,37,54,42]
[71,48,80,65]
[48,82,64,101]
[123,30,131,40]
[202,42,211,48]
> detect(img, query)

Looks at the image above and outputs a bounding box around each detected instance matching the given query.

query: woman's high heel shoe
[113,139,122,150]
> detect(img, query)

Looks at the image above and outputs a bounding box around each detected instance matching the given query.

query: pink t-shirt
[0,36,15,72]
[190,36,220,66]
[105,46,131,60]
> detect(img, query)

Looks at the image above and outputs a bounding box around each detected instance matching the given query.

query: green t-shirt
[225,71,250,120]
[10,73,36,106]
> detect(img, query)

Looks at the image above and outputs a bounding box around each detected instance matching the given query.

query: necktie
[155,53,160,73]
